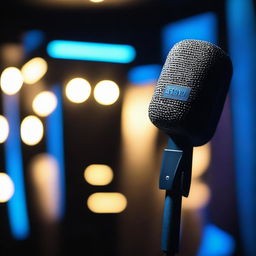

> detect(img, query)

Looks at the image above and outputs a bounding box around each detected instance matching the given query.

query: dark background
[0,0,254,255]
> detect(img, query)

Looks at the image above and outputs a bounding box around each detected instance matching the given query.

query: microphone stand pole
[159,138,193,256]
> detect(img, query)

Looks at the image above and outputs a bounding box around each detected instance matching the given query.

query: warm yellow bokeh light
[30,153,61,221]
[94,80,120,105]
[192,143,211,178]
[20,115,44,146]
[0,173,14,203]
[32,91,57,117]
[121,85,157,167]
[87,193,127,213]
[0,115,9,143]
[84,164,113,186]
[0,67,23,95]
[183,180,211,210]
[21,57,48,84]
[65,78,91,103]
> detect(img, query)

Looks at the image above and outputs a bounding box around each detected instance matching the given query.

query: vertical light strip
[226,1,256,255]
[3,94,30,239]
[45,85,66,219]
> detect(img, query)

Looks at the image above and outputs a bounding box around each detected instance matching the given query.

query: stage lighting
[128,64,162,85]
[45,85,66,219]
[182,180,211,210]
[32,91,57,117]
[0,115,9,143]
[84,164,113,186]
[87,192,127,213]
[65,78,91,103]
[47,40,136,64]
[162,12,217,58]
[198,224,235,256]
[227,1,256,254]
[90,0,104,2]
[22,30,45,55]
[121,84,157,167]
[30,153,62,221]
[20,115,44,146]
[192,143,211,178]
[3,93,30,238]
[94,80,119,105]
[0,67,23,95]
[0,173,14,203]
[21,57,47,84]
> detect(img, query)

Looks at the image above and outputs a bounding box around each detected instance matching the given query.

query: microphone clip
[159,138,193,197]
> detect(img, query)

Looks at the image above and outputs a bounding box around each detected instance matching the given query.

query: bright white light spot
[20,115,44,146]
[32,91,57,117]
[0,173,14,203]
[21,57,48,84]
[84,164,113,186]
[65,78,91,103]
[90,0,104,2]
[0,115,9,143]
[87,193,127,213]
[94,80,120,105]
[0,67,23,95]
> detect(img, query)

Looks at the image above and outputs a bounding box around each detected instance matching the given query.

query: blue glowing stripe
[47,40,136,63]
[226,0,256,255]
[45,85,66,219]
[162,12,217,58]
[197,224,235,256]
[3,94,30,240]
[127,64,162,85]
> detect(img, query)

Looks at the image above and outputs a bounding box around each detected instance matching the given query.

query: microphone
[148,39,232,255]
[149,39,232,146]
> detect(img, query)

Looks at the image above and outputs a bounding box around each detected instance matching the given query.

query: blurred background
[0,0,255,255]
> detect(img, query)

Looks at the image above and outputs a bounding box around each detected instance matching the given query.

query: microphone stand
[159,138,193,256]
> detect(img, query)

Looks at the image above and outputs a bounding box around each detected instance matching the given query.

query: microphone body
[148,39,232,255]
[149,39,232,146]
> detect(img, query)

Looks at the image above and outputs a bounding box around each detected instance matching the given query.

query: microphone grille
[148,39,232,145]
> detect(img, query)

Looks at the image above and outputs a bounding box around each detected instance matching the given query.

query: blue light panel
[45,85,66,219]
[226,0,256,255]
[127,64,162,85]
[197,224,235,256]
[162,12,217,58]
[47,40,136,64]
[3,94,30,240]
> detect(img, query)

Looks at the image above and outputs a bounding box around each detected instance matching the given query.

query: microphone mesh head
[148,39,232,146]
